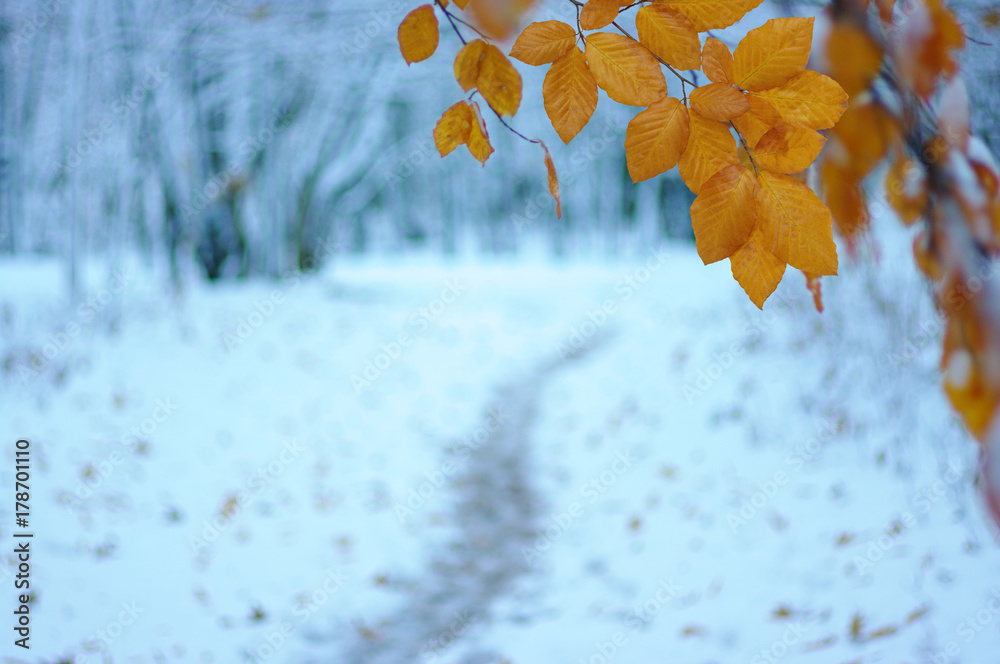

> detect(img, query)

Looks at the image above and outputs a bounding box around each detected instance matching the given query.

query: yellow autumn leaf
[453,0,470,7]
[755,170,838,275]
[753,124,826,174]
[825,23,883,97]
[585,32,668,106]
[690,164,758,263]
[733,17,814,91]
[829,101,898,176]
[466,0,536,41]
[434,101,474,156]
[467,101,495,165]
[753,71,848,130]
[543,46,599,144]
[875,0,894,23]
[885,156,927,225]
[656,0,764,31]
[635,5,701,71]
[510,21,577,65]
[478,44,523,116]
[541,141,562,217]
[730,224,787,308]
[894,0,965,99]
[804,271,823,312]
[941,318,999,440]
[731,95,781,146]
[580,0,621,30]
[455,39,488,91]
[679,112,738,193]
[398,5,440,65]
[820,160,869,238]
[625,96,690,182]
[702,36,734,84]
[689,82,750,121]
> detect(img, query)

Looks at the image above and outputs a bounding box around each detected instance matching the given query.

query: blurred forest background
[1,0,998,290]
[4,2,1000,662]
[0,0,715,297]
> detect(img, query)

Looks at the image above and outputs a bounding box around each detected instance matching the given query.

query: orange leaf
[825,23,883,97]
[625,96,690,182]
[478,44,523,116]
[690,164,758,263]
[829,101,897,176]
[467,101,495,165]
[466,0,537,41]
[584,32,668,106]
[804,272,823,312]
[912,228,942,280]
[398,5,439,65]
[453,0,470,7]
[580,0,620,30]
[753,71,848,130]
[941,318,998,440]
[894,0,965,98]
[541,141,562,217]
[510,21,577,65]
[885,156,927,225]
[689,82,750,121]
[656,0,764,31]
[874,0,894,23]
[820,160,869,238]
[679,113,738,194]
[434,101,474,156]
[733,17,814,91]
[702,36,734,85]
[543,46,599,144]
[753,124,826,174]
[455,39,488,91]
[755,170,838,275]
[731,95,781,147]
[635,5,701,71]
[730,225,786,308]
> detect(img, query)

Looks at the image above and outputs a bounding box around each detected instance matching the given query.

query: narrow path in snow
[333,335,613,664]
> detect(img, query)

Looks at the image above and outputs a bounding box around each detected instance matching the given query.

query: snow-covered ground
[2,229,1000,664]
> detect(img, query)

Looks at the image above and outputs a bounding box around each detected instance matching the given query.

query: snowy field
[2,229,1000,664]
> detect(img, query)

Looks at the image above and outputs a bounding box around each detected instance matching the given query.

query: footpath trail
[333,339,610,664]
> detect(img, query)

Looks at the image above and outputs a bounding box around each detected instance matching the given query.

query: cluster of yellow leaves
[817,0,965,243]
[816,0,1000,445]
[433,100,494,164]
[509,6,849,308]
[397,1,562,216]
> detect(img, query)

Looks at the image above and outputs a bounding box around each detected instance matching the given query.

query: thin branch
[447,10,491,40]
[468,91,540,146]
[433,1,544,148]
[435,0,467,45]
[730,120,759,176]
[496,113,542,145]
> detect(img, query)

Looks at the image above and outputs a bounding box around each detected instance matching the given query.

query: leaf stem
[730,120,759,176]
[468,91,540,146]
[434,0,467,45]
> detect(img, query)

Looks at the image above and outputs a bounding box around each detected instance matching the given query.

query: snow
[2,230,1000,664]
